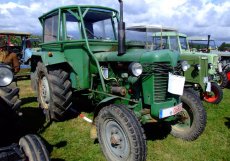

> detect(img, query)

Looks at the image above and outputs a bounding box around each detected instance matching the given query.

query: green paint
[31,5,184,123]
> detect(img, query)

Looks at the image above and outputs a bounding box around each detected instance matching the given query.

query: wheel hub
[103,120,130,160]
[110,133,121,146]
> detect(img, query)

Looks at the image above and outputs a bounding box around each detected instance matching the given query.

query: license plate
[168,73,185,96]
[159,103,183,119]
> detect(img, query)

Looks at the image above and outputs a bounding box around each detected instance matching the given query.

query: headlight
[129,62,143,77]
[0,65,14,86]
[181,61,190,72]
[195,64,201,70]
[208,63,213,69]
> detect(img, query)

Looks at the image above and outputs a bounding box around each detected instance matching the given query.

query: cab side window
[44,14,58,42]
[65,12,81,40]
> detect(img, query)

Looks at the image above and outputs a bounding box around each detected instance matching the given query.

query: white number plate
[168,72,185,96]
[159,103,183,119]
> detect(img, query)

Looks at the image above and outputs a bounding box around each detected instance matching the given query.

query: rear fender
[31,51,67,68]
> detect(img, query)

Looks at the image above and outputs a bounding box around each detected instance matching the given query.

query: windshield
[82,8,117,40]
[152,36,179,51]
[179,36,188,50]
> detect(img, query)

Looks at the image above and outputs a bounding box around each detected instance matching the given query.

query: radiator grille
[143,62,182,102]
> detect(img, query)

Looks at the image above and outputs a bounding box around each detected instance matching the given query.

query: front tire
[171,89,207,141]
[203,82,223,104]
[96,105,146,161]
[19,134,50,161]
[0,82,21,112]
[217,72,228,88]
[36,62,72,121]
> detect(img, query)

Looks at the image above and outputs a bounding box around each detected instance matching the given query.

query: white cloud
[0,0,229,42]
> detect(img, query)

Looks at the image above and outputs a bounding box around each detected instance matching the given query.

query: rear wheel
[203,82,223,104]
[35,62,72,121]
[19,134,50,161]
[96,105,146,161]
[224,66,230,86]
[171,89,206,141]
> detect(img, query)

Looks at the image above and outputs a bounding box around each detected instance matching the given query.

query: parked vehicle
[0,63,50,161]
[128,27,223,104]
[30,2,206,160]
[0,31,40,78]
[188,35,230,87]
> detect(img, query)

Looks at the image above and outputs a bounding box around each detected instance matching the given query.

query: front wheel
[170,89,207,141]
[203,82,223,104]
[217,72,228,88]
[96,105,146,161]
[19,134,50,161]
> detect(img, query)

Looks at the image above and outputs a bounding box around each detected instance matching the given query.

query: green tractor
[133,29,223,104]
[31,2,206,160]
[188,35,230,87]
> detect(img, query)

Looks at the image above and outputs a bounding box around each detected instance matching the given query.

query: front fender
[94,96,120,119]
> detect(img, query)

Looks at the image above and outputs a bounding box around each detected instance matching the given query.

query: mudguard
[32,51,67,66]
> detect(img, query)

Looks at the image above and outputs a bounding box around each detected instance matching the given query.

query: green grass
[18,80,230,161]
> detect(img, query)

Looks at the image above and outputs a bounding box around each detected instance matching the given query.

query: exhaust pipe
[118,0,126,56]
[207,35,210,53]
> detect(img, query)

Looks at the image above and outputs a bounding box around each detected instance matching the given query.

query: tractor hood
[94,49,180,67]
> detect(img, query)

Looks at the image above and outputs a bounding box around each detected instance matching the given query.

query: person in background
[0,45,20,73]
[24,36,32,64]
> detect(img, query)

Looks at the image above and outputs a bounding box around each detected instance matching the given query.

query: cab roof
[0,30,31,36]
[126,25,177,32]
[39,5,118,21]
[153,32,187,37]
[187,36,214,41]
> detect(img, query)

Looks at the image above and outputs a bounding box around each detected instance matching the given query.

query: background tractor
[0,63,49,161]
[129,28,224,104]
[188,35,230,87]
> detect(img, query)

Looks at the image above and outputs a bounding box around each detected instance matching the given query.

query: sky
[0,0,229,44]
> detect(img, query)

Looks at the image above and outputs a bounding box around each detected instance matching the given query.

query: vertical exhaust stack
[207,35,210,53]
[118,0,126,56]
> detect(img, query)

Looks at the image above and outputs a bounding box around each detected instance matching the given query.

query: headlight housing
[208,63,213,69]
[195,64,201,70]
[181,60,190,72]
[0,65,14,86]
[129,62,143,77]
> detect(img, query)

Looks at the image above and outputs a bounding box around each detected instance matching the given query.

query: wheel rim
[38,75,50,109]
[227,72,230,81]
[102,119,130,160]
[217,76,223,86]
[203,85,219,103]
[172,103,193,131]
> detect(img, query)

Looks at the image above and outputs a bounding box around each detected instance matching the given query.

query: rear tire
[96,105,147,161]
[171,89,207,141]
[35,62,72,121]
[203,82,223,104]
[224,66,230,86]
[19,134,50,161]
